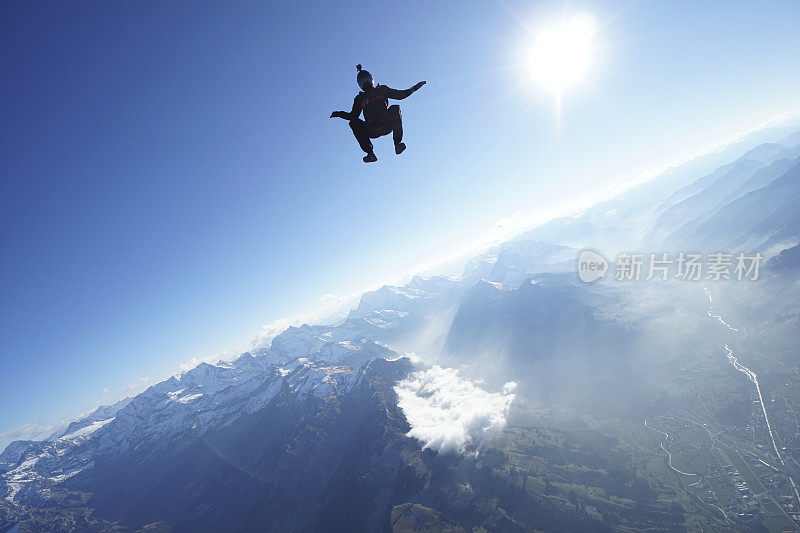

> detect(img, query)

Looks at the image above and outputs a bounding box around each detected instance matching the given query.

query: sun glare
[529,13,597,95]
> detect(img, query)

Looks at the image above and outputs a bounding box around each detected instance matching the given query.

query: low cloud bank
[395,366,516,454]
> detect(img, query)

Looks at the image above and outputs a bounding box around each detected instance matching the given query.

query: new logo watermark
[577,249,608,283]
[577,250,763,283]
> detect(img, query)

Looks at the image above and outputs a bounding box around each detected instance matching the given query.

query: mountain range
[4,126,800,532]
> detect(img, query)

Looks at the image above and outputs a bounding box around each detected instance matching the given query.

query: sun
[529,13,597,96]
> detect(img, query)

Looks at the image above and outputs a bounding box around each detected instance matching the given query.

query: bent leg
[349,119,373,154]
[387,105,403,147]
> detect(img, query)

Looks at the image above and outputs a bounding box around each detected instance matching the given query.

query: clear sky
[2,0,800,447]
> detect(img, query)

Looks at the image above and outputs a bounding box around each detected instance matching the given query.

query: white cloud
[177,357,213,374]
[122,377,151,395]
[174,341,253,375]
[395,366,516,454]
[0,421,57,450]
[250,316,306,351]
[250,292,362,351]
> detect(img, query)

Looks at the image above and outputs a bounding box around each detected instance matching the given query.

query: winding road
[644,419,699,476]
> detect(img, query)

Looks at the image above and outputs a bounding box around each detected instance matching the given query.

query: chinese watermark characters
[577,250,763,283]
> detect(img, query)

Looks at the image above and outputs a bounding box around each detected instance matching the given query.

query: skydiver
[330,65,426,163]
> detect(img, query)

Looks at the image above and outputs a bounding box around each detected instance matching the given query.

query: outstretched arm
[385,81,426,100]
[330,98,361,120]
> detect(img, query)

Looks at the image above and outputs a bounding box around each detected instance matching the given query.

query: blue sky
[2,0,800,447]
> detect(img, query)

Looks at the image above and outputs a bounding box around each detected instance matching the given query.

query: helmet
[356,64,374,90]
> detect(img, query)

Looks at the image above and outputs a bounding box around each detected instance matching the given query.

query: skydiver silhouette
[330,65,426,163]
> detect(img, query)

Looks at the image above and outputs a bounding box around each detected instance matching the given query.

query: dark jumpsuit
[342,85,415,154]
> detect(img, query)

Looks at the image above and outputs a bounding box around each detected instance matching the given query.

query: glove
[412,81,426,92]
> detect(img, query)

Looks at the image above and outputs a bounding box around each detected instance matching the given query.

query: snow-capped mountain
[5,128,800,532]
[45,396,133,442]
[463,240,576,285]
[347,275,461,320]
[0,333,410,527]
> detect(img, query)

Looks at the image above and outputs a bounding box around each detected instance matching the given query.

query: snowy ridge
[0,334,399,503]
[348,275,461,319]
[463,240,577,286]
[46,396,133,441]
[58,418,116,441]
